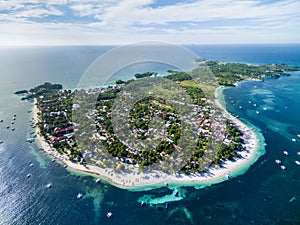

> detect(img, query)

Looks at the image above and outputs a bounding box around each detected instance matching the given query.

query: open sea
[0,44,300,225]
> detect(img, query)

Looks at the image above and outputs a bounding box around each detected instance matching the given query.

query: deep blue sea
[0,44,300,225]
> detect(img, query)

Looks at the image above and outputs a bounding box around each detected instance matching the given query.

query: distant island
[17,61,299,189]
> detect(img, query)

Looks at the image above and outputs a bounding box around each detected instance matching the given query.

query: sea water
[0,45,300,225]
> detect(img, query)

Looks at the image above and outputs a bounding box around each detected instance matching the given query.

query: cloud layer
[0,0,299,45]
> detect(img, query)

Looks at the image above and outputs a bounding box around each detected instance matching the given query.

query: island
[18,61,299,189]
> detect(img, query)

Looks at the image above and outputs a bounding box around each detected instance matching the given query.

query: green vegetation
[208,61,299,86]
[14,90,28,95]
[19,60,299,174]
[165,70,192,81]
[134,72,158,79]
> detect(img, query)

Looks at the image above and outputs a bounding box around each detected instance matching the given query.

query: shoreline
[33,86,265,191]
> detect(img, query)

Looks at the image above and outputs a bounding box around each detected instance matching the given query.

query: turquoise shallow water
[0,45,300,224]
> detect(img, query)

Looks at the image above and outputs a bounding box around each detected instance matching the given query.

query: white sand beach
[33,87,264,190]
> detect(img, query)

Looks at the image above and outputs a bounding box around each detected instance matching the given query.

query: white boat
[295,160,300,166]
[95,178,101,183]
[253,104,257,107]
[27,173,31,178]
[280,165,286,170]
[106,212,113,218]
[26,138,34,143]
[77,193,83,199]
[256,111,260,114]
[283,151,288,155]
[63,164,67,168]
[275,159,281,164]
[292,138,296,142]
[297,152,300,155]
[239,106,242,109]
[297,134,300,138]
[29,163,34,167]
[46,183,52,188]
[263,107,267,111]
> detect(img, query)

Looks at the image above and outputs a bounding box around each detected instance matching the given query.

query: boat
[27,173,31,178]
[141,201,146,207]
[46,183,52,188]
[95,178,101,183]
[174,190,179,197]
[283,151,288,155]
[77,193,83,199]
[263,107,267,111]
[63,164,67,168]
[226,174,232,179]
[26,138,34,143]
[106,212,113,218]
[11,128,15,131]
[297,152,300,155]
[51,159,55,162]
[295,160,300,166]
[29,163,34,167]
[0,119,3,122]
[239,106,242,109]
[6,126,9,129]
[297,134,300,138]
[292,138,296,142]
[253,103,257,107]
[0,141,3,144]
[275,159,281,164]
[289,195,296,203]
[165,202,169,209]
[256,111,260,114]
[11,121,14,124]
[280,165,286,170]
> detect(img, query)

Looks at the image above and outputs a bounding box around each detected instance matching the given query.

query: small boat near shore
[106,212,113,218]
[77,193,83,199]
[280,165,286,170]
[26,138,34,143]
[95,178,101,183]
[275,159,281,164]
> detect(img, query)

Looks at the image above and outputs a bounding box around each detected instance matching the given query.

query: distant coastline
[33,86,265,190]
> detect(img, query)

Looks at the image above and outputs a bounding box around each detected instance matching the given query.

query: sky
[0,0,299,46]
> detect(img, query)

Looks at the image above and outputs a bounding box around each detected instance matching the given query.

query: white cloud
[0,0,299,45]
